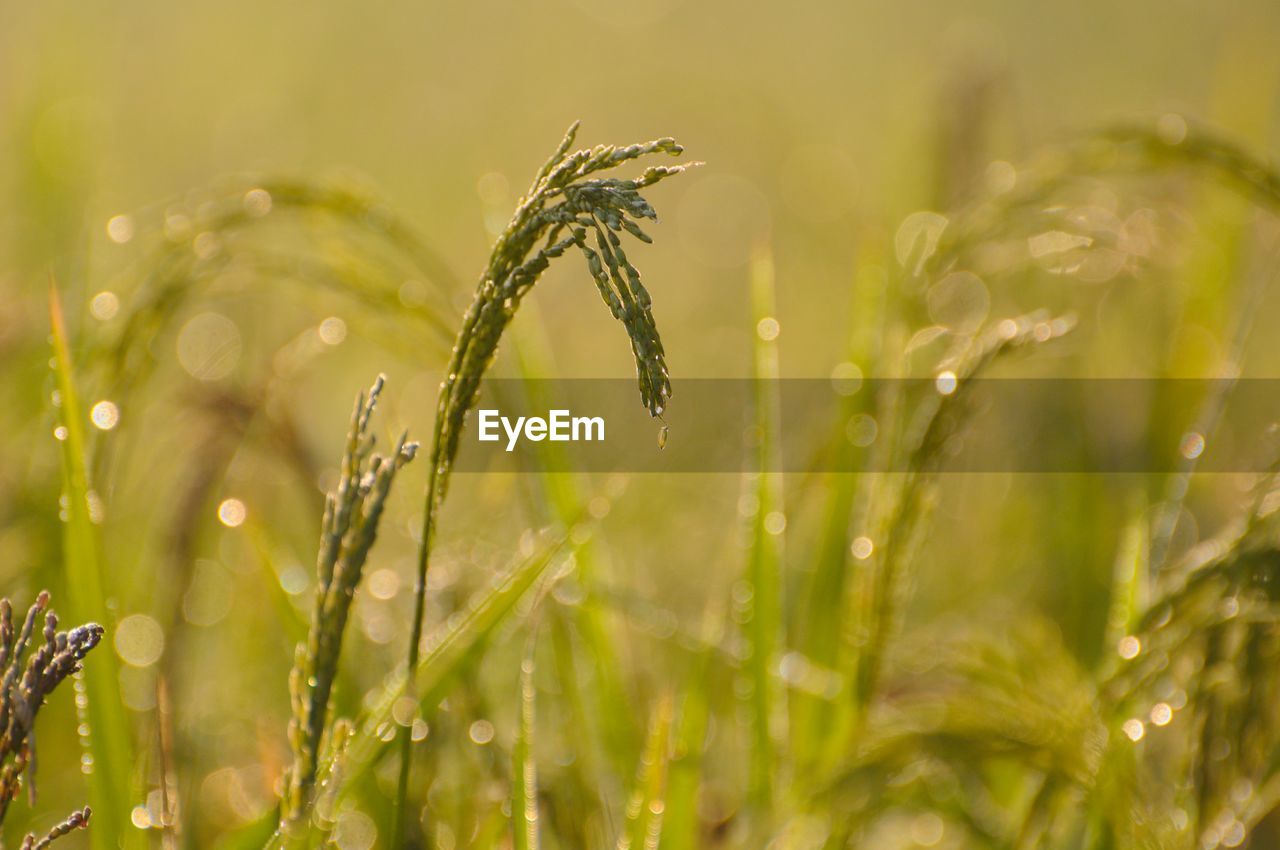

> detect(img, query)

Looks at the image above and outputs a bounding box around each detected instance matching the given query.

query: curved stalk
[391,122,693,844]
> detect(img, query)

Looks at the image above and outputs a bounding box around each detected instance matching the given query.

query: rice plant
[393,121,693,842]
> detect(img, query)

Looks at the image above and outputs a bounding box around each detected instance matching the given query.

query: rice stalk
[94,177,459,431]
[108,177,458,342]
[854,310,1076,712]
[395,122,693,842]
[278,375,417,836]
[925,120,1280,281]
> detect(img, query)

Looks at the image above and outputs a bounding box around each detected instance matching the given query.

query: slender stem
[392,290,485,843]
[391,491,434,845]
[393,374,456,844]
[1150,252,1277,574]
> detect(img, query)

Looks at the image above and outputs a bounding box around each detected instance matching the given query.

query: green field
[2,2,1280,848]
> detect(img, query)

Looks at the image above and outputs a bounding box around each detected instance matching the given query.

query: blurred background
[3,1,1280,848]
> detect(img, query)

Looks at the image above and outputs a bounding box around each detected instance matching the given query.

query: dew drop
[469,719,495,745]
[243,188,273,217]
[90,400,120,431]
[90,291,120,320]
[763,511,787,535]
[318,316,347,346]
[106,214,135,244]
[756,316,780,341]
[217,498,246,528]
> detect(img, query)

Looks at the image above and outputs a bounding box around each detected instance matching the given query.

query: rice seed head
[430,123,693,506]
[282,375,416,828]
[0,593,101,831]
[20,806,91,850]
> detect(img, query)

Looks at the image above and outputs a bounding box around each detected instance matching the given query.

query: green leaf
[49,282,142,850]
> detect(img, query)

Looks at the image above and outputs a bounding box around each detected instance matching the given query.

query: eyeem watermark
[477,409,605,452]
[456,378,1280,473]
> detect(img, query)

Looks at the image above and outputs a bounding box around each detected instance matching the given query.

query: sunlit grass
[7,114,1280,850]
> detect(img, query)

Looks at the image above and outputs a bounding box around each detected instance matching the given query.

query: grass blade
[618,694,673,850]
[659,653,712,850]
[1102,497,1149,670]
[49,282,141,850]
[744,247,785,814]
[547,612,616,844]
[791,259,889,773]
[512,640,540,850]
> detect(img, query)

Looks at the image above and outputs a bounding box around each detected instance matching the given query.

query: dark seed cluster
[0,591,99,847]
[20,806,91,850]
